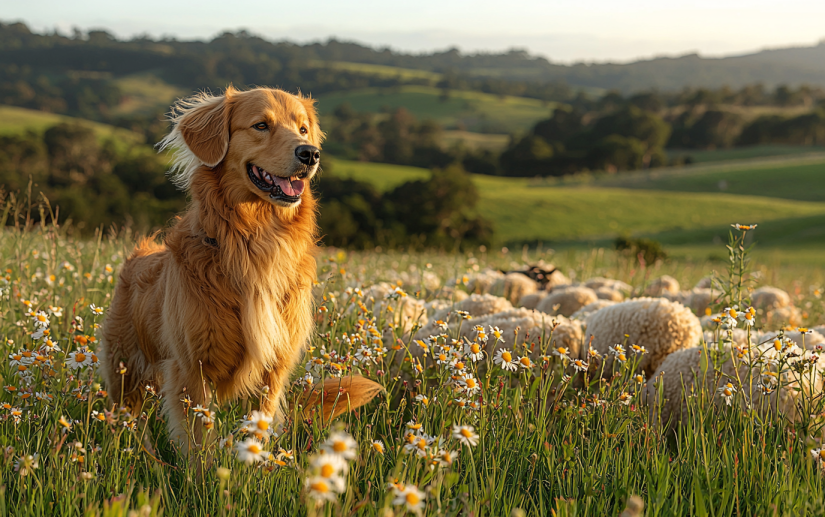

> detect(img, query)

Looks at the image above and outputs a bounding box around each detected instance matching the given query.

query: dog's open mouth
[247,163,307,203]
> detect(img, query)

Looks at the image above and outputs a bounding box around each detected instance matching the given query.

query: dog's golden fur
[100,87,380,447]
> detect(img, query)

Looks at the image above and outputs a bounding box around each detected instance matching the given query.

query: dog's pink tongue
[275,177,304,197]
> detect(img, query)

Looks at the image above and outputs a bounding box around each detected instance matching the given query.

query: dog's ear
[177,93,231,167]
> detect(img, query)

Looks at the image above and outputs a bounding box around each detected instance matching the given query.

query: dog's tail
[301,376,384,422]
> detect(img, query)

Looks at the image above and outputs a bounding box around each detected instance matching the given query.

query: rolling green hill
[316,86,557,133]
[0,105,143,145]
[328,157,825,256]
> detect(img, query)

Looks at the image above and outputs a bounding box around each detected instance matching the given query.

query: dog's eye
[299,126,308,135]
[252,122,269,131]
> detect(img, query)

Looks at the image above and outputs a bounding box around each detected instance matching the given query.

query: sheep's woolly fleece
[570,300,617,322]
[585,297,703,376]
[489,272,538,305]
[465,269,504,294]
[644,275,681,297]
[594,287,624,302]
[584,277,632,295]
[536,286,599,317]
[414,294,513,341]
[647,334,825,428]
[518,292,546,310]
[414,308,584,361]
[751,286,802,328]
[353,283,427,334]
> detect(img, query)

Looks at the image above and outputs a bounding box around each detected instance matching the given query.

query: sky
[5,0,825,63]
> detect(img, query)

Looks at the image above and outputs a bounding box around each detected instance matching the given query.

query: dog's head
[160,87,323,208]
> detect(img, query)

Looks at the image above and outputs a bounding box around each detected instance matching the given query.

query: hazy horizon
[6,0,825,64]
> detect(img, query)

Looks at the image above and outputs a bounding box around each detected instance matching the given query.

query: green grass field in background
[315,85,557,133]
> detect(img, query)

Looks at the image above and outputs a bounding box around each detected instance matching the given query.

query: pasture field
[315,85,557,133]
[0,106,144,146]
[2,218,825,516]
[327,156,825,259]
[667,145,825,164]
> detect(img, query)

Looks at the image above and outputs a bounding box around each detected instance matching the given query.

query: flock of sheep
[350,265,825,428]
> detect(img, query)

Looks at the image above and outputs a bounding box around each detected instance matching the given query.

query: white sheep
[751,286,801,328]
[585,277,632,295]
[595,287,625,302]
[414,294,513,341]
[489,272,538,305]
[647,331,825,428]
[570,300,617,322]
[536,286,599,317]
[518,291,547,310]
[585,297,703,376]
[355,283,428,334]
[465,269,505,294]
[644,275,680,297]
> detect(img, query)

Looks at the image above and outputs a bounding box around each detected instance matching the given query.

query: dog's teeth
[265,173,273,184]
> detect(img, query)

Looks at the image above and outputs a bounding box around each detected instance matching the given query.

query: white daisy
[235,438,267,464]
[392,484,426,515]
[493,348,517,371]
[322,431,358,460]
[452,424,479,447]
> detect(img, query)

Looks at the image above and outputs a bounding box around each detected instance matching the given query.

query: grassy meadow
[327,154,825,263]
[2,216,825,516]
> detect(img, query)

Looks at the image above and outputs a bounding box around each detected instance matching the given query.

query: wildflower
[493,348,518,371]
[58,415,72,431]
[371,440,385,455]
[634,373,646,384]
[464,341,484,362]
[739,307,756,327]
[354,345,377,364]
[811,447,825,470]
[617,392,633,405]
[452,425,479,447]
[489,326,504,343]
[458,374,481,395]
[9,407,24,424]
[14,453,39,477]
[436,449,456,466]
[434,348,452,366]
[553,346,570,360]
[235,438,267,464]
[245,410,274,438]
[587,348,602,360]
[518,356,534,369]
[48,305,63,317]
[717,382,736,406]
[32,310,50,328]
[455,310,471,320]
[609,344,625,357]
[571,359,589,372]
[721,307,738,329]
[406,420,424,431]
[404,434,433,457]
[89,304,104,315]
[629,344,647,355]
[392,484,426,515]
[731,223,757,231]
[415,393,431,407]
[435,320,448,332]
[799,327,814,335]
[310,453,348,481]
[66,349,92,370]
[305,476,339,501]
[322,431,358,460]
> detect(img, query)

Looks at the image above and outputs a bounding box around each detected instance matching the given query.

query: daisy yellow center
[311,481,330,493]
[501,351,512,362]
[22,351,32,357]
[521,357,531,366]
[373,443,383,452]
[12,355,21,361]
[465,378,476,388]
[417,439,427,449]
[256,420,269,431]
[438,354,447,361]
[635,375,644,382]
[819,450,825,459]
[557,347,567,355]
[333,441,347,453]
[75,353,87,362]
[745,313,753,320]
[454,362,465,370]
[774,340,782,351]
[723,389,732,396]
[726,383,734,389]
[617,354,627,362]
[406,493,421,505]
[320,464,334,478]
[37,314,46,322]
[460,428,472,438]
[729,309,737,318]
[470,344,480,354]
[17,365,26,372]
[575,360,583,367]
[248,444,262,454]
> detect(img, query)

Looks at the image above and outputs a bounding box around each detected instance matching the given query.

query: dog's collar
[203,235,219,249]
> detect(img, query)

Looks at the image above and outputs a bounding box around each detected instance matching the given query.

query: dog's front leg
[161,360,213,455]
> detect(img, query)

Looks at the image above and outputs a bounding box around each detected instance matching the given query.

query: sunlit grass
[2,215,825,515]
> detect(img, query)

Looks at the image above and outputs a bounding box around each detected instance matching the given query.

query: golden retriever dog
[100,86,381,449]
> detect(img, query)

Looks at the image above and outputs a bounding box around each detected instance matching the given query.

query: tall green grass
[1,209,825,515]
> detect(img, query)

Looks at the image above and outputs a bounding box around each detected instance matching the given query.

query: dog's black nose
[295,145,320,166]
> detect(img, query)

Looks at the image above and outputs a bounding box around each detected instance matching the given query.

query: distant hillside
[1,21,824,102]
